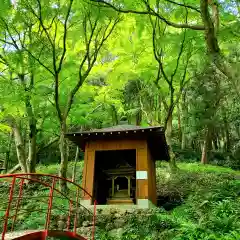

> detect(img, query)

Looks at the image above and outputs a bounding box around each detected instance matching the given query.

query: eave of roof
[65,125,164,136]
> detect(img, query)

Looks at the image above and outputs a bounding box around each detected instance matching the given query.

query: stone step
[107,199,134,205]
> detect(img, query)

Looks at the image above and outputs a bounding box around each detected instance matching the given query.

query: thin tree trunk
[19,64,38,174]
[72,147,79,182]
[200,0,237,87]
[165,111,177,171]
[4,132,13,173]
[27,125,37,173]
[157,97,162,125]
[166,111,173,135]
[212,129,218,150]
[223,119,230,152]
[235,124,240,138]
[136,109,142,126]
[201,126,211,164]
[217,134,221,150]
[177,103,182,145]
[4,152,9,173]
[111,104,118,125]
[25,99,37,173]
[181,135,186,150]
[12,124,27,173]
[59,121,68,192]
[8,164,21,174]
[181,91,187,150]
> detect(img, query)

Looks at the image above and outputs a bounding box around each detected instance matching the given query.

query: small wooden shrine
[66,125,169,208]
[103,161,136,205]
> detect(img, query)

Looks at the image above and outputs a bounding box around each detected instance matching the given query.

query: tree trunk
[181,134,186,150]
[12,124,28,173]
[235,124,240,138]
[200,0,236,84]
[59,121,68,192]
[177,103,182,145]
[19,73,38,174]
[158,99,162,125]
[201,126,211,164]
[181,91,187,150]
[224,119,230,152]
[166,111,173,135]
[8,164,21,174]
[212,129,218,150]
[26,100,37,174]
[111,104,118,125]
[136,109,142,126]
[200,0,220,55]
[4,132,13,173]
[165,111,178,171]
[27,127,37,173]
[4,151,10,173]
[72,146,79,182]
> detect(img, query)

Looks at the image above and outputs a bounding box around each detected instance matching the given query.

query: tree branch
[171,22,187,81]
[37,137,59,154]
[64,15,120,118]
[165,0,201,13]
[21,45,55,75]
[90,0,205,30]
[0,17,20,50]
[151,17,170,86]
[57,0,74,73]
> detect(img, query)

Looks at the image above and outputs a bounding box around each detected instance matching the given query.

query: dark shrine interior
[93,149,136,204]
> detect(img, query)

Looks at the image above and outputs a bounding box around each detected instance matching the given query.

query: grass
[160,161,240,174]
[37,161,84,180]
[154,162,240,240]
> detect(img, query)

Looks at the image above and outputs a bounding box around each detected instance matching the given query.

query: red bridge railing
[0,173,97,240]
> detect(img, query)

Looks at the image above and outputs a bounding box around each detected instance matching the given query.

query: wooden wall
[82,139,157,205]
[147,147,157,205]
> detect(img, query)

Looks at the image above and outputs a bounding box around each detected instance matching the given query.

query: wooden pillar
[82,147,95,201]
[147,146,157,205]
[112,178,114,197]
[128,177,130,197]
[136,142,149,200]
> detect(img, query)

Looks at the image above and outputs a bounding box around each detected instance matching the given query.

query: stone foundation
[81,198,155,209]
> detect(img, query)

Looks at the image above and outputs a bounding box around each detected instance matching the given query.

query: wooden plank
[147,148,152,202]
[137,179,148,199]
[152,160,157,205]
[147,147,157,205]
[136,141,149,199]
[88,139,145,151]
[136,145,148,171]
[82,147,95,200]
[81,147,88,199]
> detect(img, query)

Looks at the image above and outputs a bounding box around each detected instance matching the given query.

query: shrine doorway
[115,177,128,190]
[93,149,136,205]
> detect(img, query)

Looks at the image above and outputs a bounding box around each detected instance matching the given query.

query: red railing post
[67,200,73,231]
[44,177,56,231]
[2,176,16,240]
[73,188,80,234]
[92,200,97,240]
[11,178,25,231]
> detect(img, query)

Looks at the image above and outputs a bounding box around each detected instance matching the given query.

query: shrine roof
[65,124,169,161]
